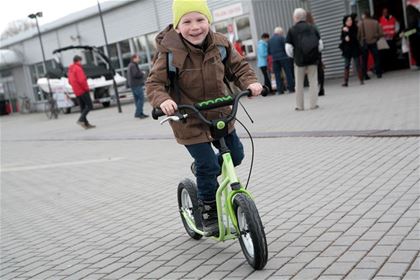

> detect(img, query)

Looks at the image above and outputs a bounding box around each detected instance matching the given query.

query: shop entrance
[354,0,411,71]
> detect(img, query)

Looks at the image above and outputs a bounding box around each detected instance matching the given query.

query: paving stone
[290,252,319,263]
[202,271,231,280]
[320,246,349,257]
[356,256,388,269]
[291,268,324,280]
[377,262,411,277]
[63,268,98,279]
[336,251,366,263]
[142,266,175,279]
[324,262,356,276]
[274,262,306,276]
[344,268,377,280]
[398,240,420,251]
[159,272,187,280]
[184,265,217,278]
[387,250,418,263]
[368,246,398,257]
[349,240,377,252]
[403,270,420,280]
[307,257,337,269]
[264,257,291,270]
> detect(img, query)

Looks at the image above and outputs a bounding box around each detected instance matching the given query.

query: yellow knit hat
[172,0,212,28]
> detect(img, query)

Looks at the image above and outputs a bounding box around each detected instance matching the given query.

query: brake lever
[160,113,188,125]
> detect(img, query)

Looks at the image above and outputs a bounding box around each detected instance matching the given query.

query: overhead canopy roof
[0,49,23,70]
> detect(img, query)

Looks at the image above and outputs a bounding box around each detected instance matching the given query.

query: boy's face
[176,12,210,45]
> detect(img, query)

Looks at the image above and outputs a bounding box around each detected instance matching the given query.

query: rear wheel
[102,101,110,108]
[177,179,203,240]
[234,194,268,270]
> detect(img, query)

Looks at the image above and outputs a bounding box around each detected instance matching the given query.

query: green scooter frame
[180,151,253,241]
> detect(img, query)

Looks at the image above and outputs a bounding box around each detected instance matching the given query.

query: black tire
[234,194,268,270]
[177,178,203,240]
[102,101,111,108]
[64,107,72,114]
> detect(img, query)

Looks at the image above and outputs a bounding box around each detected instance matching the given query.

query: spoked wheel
[177,179,203,240]
[234,193,268,270]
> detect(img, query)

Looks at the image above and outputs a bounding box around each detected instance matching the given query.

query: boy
[146,0,262,236]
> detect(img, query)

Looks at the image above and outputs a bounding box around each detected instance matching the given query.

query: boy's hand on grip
[160,99,178,116]
[247,83,263,96]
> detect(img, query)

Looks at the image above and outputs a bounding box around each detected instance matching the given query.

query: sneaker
[139,114,149,119]
[77,121,88,129]
[310,105,320,110]
[295,107,304,111]
[198,200,219,237]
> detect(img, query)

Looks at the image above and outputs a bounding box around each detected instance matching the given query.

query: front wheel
[234,194,268,270]
[177,179,203,240]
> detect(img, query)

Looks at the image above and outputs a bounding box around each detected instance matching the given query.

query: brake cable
[238,101,254,124]
[234,116,255,190]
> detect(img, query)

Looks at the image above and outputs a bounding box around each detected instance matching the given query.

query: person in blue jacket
[257,33,272,92]
[268,27,295,94]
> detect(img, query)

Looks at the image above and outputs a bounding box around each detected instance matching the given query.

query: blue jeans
[185,130,244,201]
[132,85,144,117]
[273,59,295,93]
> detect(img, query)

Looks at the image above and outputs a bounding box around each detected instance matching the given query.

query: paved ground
[1,69,419,279]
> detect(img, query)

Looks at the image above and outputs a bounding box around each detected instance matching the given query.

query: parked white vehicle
[37,73,127,107]
[37,45,128,112]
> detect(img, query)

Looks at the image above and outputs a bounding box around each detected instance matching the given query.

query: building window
[120,39,131,76]
[107,43,121,71]
[236,16,251,41]
[146,32,159,61]
[213,15,255,59]
[133,35,148,64]
[214,21,230,37]
[84,50,95,65]
[29,60,55,101]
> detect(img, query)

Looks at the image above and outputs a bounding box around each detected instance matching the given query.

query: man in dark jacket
[268,27,295,94]
[127,54,148,118]
[286,8,323,111]
[68,55,95,129]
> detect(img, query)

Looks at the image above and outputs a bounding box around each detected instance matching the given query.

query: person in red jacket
[68,55,95,129]
[379,8,399,71]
